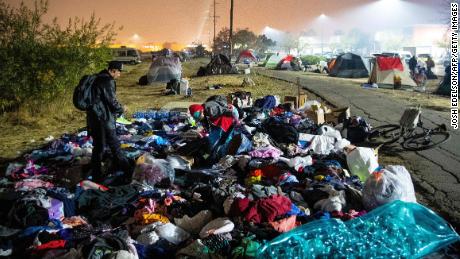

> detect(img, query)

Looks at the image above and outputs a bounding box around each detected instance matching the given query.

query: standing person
[87,61,131,183]
[409,55,417,76]
[426,56,437,79]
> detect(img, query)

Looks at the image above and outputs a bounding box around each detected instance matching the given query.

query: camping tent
[436,65,450,95]
[147,56,182,83]
[265,54,283,69]
[368,56,416,87]
[329,53,369,78]
[276,55,302,71]
[196,54,238,76]
[236,50,258,63]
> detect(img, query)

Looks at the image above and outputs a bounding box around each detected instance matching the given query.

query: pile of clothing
[0,94,458,258]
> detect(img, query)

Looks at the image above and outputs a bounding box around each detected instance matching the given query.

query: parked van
[111,47,141,64]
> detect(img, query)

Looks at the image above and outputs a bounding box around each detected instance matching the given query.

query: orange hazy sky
[7,0,444,45]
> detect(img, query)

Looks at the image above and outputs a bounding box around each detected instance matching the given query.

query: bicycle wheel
[367,124,401,145]
[402,131,450,151]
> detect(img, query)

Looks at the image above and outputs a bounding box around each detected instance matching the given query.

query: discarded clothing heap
[0,94,458,258]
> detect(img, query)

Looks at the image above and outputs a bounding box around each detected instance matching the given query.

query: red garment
[189,104,204,114]
[232,197,251,214]
[245,202,262,223]
[377,57,403,71]
[209,115,234,132]
[35,240,66,250]
[258,195,292,222]
[231,195,292,224]
[271,107,285,116]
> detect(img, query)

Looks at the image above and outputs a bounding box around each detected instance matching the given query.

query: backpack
[81,233,129,259]
[204,95,231,119]
[345,116,372,143]
[73,74,97,111]
[166,79,180,94]
[262,118,299,145]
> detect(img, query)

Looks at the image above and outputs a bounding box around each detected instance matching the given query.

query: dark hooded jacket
[87,70,124,133]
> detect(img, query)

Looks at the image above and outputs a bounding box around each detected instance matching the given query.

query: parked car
[398,51,412,64]
[417,53,432,62]
[111,47,142,64]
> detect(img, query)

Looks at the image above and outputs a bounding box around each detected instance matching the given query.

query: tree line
[0,0,118,113]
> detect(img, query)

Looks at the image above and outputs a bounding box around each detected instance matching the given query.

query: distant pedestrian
[87,61,132,183]
[409,55,417,75]
[426,56,438,79]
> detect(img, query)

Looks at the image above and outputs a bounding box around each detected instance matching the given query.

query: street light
[319,14,327,55]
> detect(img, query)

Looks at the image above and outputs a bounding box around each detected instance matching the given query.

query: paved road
[256,68,460,228]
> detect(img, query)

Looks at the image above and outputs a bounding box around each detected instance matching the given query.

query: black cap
[108,61,123,71]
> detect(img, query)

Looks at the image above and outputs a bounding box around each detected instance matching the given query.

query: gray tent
[329,53,369,78]
[147,56,182,83]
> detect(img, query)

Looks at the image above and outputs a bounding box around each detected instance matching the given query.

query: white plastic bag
[299,100,322,111]
[346,147,379,181]
[155,223,190,245]
[334,138,351,152]
[174,210,213,235]
[199,217,235,238]
[363,165,416,210]
[318,125,342,140]
[307,135,336,155]
[286,156,313,171]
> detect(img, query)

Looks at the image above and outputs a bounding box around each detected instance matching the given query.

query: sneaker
[116,116,132,125]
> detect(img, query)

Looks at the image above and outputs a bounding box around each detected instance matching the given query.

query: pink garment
[14,178,54,191]
[249,146,283,158]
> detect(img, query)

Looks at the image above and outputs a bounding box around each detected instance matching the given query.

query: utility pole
[208,0,219,52]
[213,0,217,44]
[229,0,234,58]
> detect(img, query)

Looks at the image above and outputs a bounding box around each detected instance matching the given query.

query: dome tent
[329,53,369,78]
[368,56,416,87]
[147,56,182,83]
[236,50,258,63]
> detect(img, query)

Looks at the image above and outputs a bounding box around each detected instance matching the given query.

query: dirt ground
[0,58,304,162]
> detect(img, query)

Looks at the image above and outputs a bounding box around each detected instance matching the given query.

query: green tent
[265,54,283,69]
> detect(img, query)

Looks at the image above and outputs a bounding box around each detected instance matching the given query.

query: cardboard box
[284,94,308,109]
[298,94,308,108]
[305,108,325,124]
[324,107,351,124]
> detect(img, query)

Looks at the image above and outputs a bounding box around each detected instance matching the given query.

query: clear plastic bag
[257,201,460,258]
[363,165,416,210]
[133,154,175,186]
